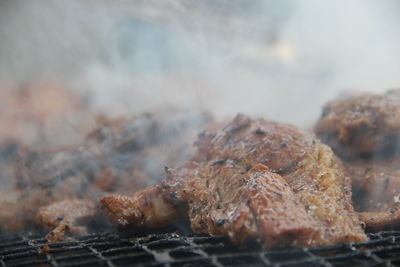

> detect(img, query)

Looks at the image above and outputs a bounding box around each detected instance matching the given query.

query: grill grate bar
[86,246,115,267]
[184,234,223,267]
[1,231,400,266]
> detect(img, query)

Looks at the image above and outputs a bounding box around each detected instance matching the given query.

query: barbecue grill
[1,230,400,266]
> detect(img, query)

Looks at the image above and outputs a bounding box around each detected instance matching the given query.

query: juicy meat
[343,158,400,231]
[358,204,400,232]
[0,81,95,149]
[0,109,211,233]
[315,89,400,158]
[101,114,367,248]
[101,186,181,231]
[315,90,400,231]
[0,82,96,234]
[36,199,100,242]
[346,159,400,212]
[168,163,317,247]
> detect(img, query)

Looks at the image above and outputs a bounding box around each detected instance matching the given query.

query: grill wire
[1,230,400,267]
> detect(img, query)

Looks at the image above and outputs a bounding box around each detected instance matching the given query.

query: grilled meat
[0,82,97,234]
[0,109,211,233]
[340,158,400,231]
[101,114,367,248]
[0,82,95,149]
[346,159,400,212]
[36,199,101,242]
[101,186,182,231]
[358,204,400,232]
[315,90,400,231]
[315,89,400,158]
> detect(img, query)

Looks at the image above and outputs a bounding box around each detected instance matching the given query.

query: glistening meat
[101,114,368,248]
[315,89,400,231]
[0,109,211,237]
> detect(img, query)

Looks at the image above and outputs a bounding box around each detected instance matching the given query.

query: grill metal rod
[1,231,399,266]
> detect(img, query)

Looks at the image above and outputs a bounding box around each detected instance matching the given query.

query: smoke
[0,0,399,127]
[1,0,400,235]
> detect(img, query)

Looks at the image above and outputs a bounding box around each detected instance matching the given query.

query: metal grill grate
[1,231,400,266]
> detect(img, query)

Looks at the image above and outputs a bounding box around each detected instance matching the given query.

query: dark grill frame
[1,231,400,266]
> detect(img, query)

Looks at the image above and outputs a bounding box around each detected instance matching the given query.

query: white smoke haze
[0,0,400,237]
[0,0,399,127]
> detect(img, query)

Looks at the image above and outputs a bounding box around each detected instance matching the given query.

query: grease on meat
[101,114,367,248]
[0,109,210,236]
[36,199,101,242]
[315,89,400,231]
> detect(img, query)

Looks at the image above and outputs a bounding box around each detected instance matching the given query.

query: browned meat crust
[0,82,95,149]
[171,163,317,247]
[101,114,367,248]
[36,199,100,242]
[344,159,400,231]
[358,204,400,232]
[0,82,96,234]
[16,109,210,193]
[101,186,182,231]
[0,109,211,233]
[315,89,400,158]
[315,90,400,231]
[346,159,400,212]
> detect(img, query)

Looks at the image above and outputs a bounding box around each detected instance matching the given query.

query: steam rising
[0,0,399,126]
[1,0,400,237]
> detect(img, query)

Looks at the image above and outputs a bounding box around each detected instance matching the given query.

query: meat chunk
[346,159,400,212]
[175,163,317,247]
[358,205,400,232]
[343,159,400,231]
[315,90,400,231]
[36,199,100,242]
[0,109,211,233]
[101,186,182,231]
[0,81,95,149]
[16,109,211,192]
[0,82,97,234]
[315,89,400,158]
[101,114,367,248]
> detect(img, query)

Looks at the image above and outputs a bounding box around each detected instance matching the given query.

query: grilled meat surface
[0,82,95,150]
[0,109,211,234]
[346,159,400,213]
[315,89,400,231]
[101,114,367,248]
[36,199,101,242]
[315,89,400,158]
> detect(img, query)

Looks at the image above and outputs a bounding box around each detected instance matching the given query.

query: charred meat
[0,109,211,234]
[101,114,367,248]
[315,89,400,231]
[315,89,400,158]
[36,199,101,242]
[0,82,95,149]
[336,155,400,230]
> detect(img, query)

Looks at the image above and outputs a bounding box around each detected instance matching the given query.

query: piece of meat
[358,204,400,232]
[102,163,317,248]
[101,114,367,248]
[0,109,211,233]
[343,159,400,231]
[315,89,400,158]
[345,159,400,212]
[0,81,95,149]
[315,90,400,231]
[16,109,211,192]
[0,81,96,234]
[36,199,100,242]
[101,186,182,231]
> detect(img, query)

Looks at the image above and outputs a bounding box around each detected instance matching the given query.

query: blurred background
[0,0,399,140]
